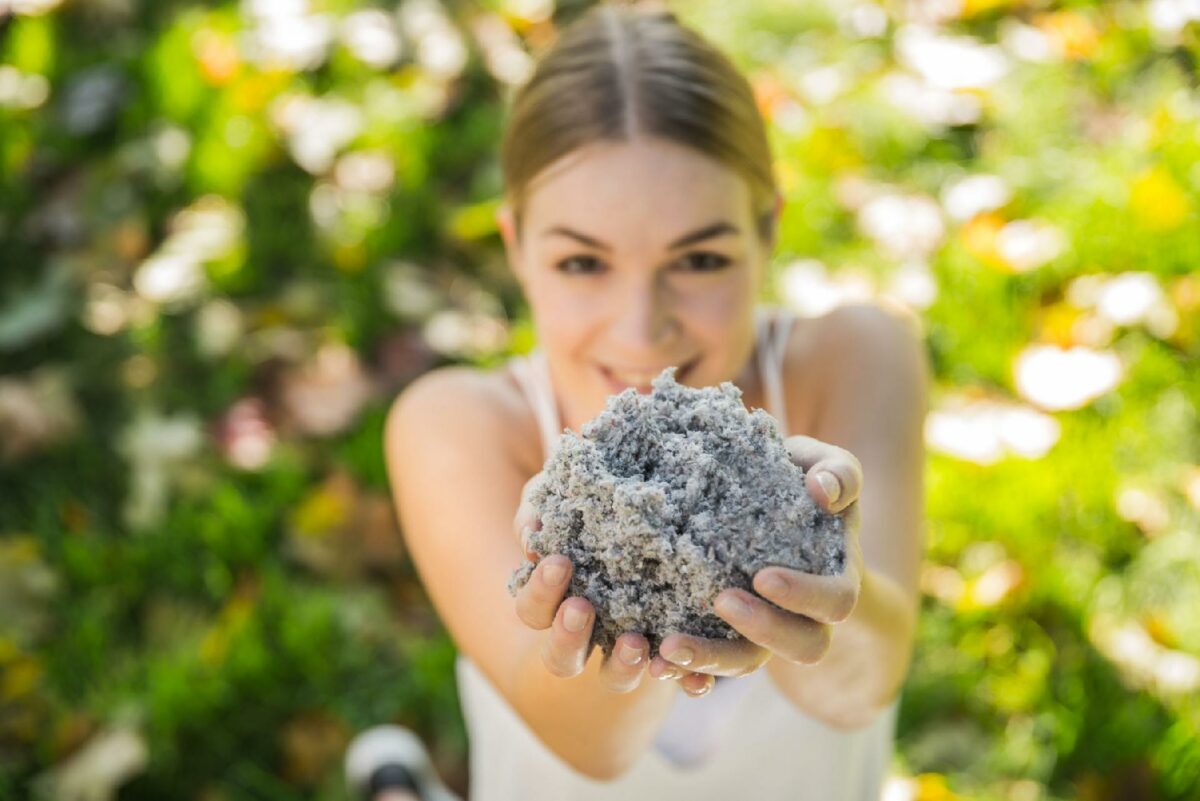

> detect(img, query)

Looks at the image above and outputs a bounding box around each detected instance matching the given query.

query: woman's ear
[496,201,524,279]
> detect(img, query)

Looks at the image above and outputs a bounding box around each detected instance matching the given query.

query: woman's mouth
[598,357,699,394]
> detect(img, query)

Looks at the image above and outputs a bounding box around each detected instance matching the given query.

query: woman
[380,4,927,799]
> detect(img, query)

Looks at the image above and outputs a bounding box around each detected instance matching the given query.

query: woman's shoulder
[801,302,922,359]
[779,301,927,430]
[385,359,542,474]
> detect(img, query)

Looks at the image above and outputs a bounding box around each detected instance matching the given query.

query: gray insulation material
[508,367,845,657]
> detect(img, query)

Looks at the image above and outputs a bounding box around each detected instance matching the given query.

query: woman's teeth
[603,360,694,390]
[611,370,659,385]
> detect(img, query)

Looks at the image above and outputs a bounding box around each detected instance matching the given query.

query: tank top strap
[755,306,795,438]
[507,349,563,461]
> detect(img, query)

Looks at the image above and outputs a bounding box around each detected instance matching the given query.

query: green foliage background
[1,0,1198,799]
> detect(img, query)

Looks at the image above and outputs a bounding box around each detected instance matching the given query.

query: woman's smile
[597,356,700,394]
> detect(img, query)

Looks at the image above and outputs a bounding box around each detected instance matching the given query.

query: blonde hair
[500,3,778,243]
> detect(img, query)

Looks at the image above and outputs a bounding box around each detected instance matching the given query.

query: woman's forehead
[522,138,752,241]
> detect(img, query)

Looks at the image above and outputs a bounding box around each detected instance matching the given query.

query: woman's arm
[764,303,929,729]
[384,367,679,780]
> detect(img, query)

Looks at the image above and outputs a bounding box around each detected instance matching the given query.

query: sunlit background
[1,0,1198,799]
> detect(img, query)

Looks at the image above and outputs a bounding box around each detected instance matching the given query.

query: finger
[713,588,831,665]
[648,654,693,682]
[784,436,862,513]
[753,567,859,624]
[658,631,771,678]
[515,556,572,630]
[598,632,649,693]
[541,597,594,678]
[679,672,715,698]
[514,476,545,558]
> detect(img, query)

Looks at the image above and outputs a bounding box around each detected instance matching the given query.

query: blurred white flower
[171,199,244,260]
[969,559,1024,608]
[1014,344,1122,411]
[132,197,244,307]
[133,253,204,305]
[779,259,875,318]
[341,9,403,69]
[941,174,1012,221]
[993,219,1066,272]
[883,260,938,310]
[334,151,395,194]
[771,98,809,135]
[1148,0,1200,42]
[1182,468,1200,512]
[240,0,334,72]
[383,261,443,321]
[4,0,64,13]
[1116,485,1171,536]
[117,410,205,530]
[83,283,130,336]
[879,71,982,129]
[1096,272,1164,325]
[471,12,534,86]
[307,181,389,241]
[280,344,376,437]
[833,174,888,210]
[194,299,244,359]
[1089,614,1200,697]
[0,66,51,110]
[398,0,468,80]
[925,396,1060,465]
[998,18,1056,62]
[503,0,554,23]
[857,192,945,260]
[901,0,963,25]
[31,725,147,801]
[797,64,847,106]
[840,3,889,39]
[215,397,275,471]
[895,25,1009,91]
[271,93,364,174]
[152,125,191,171]
[920,563,965,606]
[423,309,509,358]
[0,368,81,462]
[1067,272,1177,338]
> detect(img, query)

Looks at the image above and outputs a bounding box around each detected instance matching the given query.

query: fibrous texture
[507,368,845,657]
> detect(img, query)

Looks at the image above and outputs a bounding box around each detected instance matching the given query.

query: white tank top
[456,306,898,800]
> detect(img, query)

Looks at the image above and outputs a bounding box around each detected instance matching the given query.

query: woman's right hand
[511,472,716,697]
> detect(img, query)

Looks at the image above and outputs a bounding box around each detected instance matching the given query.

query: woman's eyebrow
[542,221,740,251]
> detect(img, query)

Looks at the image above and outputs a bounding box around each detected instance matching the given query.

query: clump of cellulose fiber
[507,367,845,658]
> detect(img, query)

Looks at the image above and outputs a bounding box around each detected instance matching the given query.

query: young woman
[382,5,927,799]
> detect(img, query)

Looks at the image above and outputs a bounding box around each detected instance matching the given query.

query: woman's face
[498,136,776,431]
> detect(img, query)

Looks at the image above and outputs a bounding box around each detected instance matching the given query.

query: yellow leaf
[1,656,42,700]
[1130,167,1191,232]
[1034,11,1100,60]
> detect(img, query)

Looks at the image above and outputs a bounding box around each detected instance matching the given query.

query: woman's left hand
[650,435,865,683]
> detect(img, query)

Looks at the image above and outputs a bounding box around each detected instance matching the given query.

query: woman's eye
[555,255,605,275]
[677,252,731,272]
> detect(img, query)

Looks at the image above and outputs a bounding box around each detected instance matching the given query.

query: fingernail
[717,595,751,620]
[542,561,567,586]
[815,470,841,507]
[664,646,694,666]
[656,666,679,681]
[619,644,643,666]
[563,605,589,633]
[759,573,788,598]
[688,682,712,697]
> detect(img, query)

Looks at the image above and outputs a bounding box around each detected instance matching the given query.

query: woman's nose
[611,280,679,350]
